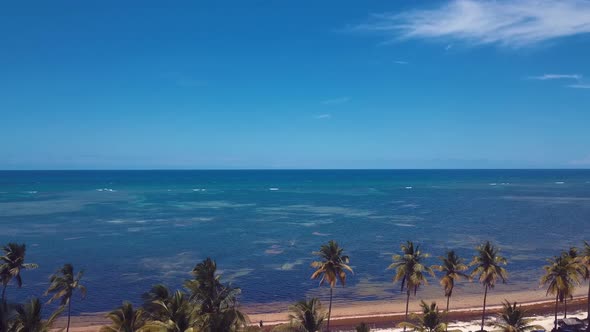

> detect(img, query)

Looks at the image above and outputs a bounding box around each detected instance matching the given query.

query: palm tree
[143,290,198,332]
[0,243,38,303]
[142,284,172,321]
[185,258,248,331]
[287,298,325,332]
[470,241,508,332]
[493,301,543,332]
[45,263,87,332]
[432,251,470,314]
[10,297,63,332]
[100,301,146,332]
[561,248,584,318]
[541,254,582,331]
[580,241,590,329]
[310,240,353,332]
[388,241,434,332]
[398,301,447,332]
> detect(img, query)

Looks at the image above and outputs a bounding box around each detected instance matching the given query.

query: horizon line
[1,168,589,171]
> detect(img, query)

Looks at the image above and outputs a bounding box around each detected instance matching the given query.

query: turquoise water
[1,170,589,313]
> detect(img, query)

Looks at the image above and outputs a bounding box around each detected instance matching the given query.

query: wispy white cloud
[314,114,332,119]
[321,97,350,105]
[355,0,590,47]
[529,74,582,81]
[569,155,590,165]
[568,84,590,89]
[394,60,408,65]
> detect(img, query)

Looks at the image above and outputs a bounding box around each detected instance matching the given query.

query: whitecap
[24,191,38,194]
[394,223,415,227]
[269,188,279,191]
[404,186,412,189]
[265,248,284,255]
[555,181,565,184]
[312,231,330,236]
[489,183,497,186]
[64,236,84,241]
[106,219,126,224]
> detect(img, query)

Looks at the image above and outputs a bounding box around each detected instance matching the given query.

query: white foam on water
[24,191,38,194]
[489,183,497,186]
[555,181,565,184]
[394,223,415,227]
[312,231,330,236]
[106,219,126,224]
[64,236,84,241]
[269,187,279,191]
[96,188,116,192]
[404,186,412,189]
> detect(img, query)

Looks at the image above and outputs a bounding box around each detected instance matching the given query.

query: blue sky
[1,0,590,169]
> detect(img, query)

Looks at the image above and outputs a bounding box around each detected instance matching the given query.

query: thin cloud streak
[394,60,408,65]
[321,97,350,105]
[529,74,582,81]
[568,84,590,89]
[314,114,332,119]
[355,0,590,47]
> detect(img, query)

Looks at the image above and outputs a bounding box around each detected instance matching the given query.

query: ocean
[1,170,589,314]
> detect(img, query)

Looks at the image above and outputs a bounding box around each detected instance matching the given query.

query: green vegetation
[470,241,508,332]
[310,240,352,331]
[541,253,582,331]
[399,300,447,332]
[432,250,469,330]
[492,301,543,332]
[4,239,590,332]
[45,263,87,332]
[389,241,434,331]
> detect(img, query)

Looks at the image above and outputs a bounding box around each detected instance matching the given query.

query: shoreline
[60,287,589,331]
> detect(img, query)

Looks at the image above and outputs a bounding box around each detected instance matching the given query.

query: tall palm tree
[100,302,146,332]
[10,297,63,332]
[470,241,508,332]
[540,254,581,332]
[287,298,325,332]
[493,301,543,332]
[310,240,353,332]
[398,301,447,332]
[388,241,434,332]
[561,248,584,318]
[432,251,470,314]
[186,258,248,331]
[0,243,38,303]
[45,263,86,332]
[580,241,590,330]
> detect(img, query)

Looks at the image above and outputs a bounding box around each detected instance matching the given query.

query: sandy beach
[59,286,589,331]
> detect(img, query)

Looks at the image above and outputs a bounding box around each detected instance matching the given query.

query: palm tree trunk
[446,295,451,332]
[403,289,410,332]
[67,300,71,332]
[1,284,6,304]
[480,284,488,332]
[564,297,567,318]
[327,287,333,332]
[554,293,559,332]
[586,282,590,332]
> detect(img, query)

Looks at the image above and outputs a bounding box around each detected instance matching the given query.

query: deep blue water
[1,170,589,314]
